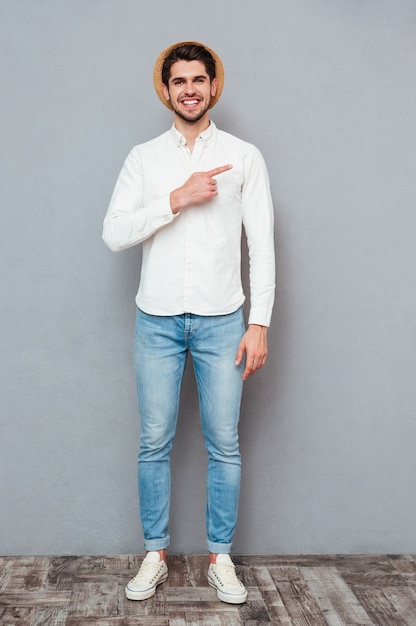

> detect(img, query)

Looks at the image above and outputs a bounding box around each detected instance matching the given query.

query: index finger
[207,164,233,178]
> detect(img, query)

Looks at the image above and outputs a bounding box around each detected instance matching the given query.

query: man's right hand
[170,164,233,214]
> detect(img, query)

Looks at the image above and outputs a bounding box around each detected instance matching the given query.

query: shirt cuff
[248,307,273,327]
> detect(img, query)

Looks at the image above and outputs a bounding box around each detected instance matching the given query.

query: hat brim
[153,41,224,111]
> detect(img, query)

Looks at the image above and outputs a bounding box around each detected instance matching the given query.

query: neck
[173,114,211,151]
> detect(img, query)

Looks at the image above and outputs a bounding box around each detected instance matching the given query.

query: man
[103,41,275,605]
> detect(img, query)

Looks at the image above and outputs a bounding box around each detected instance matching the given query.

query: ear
[211,77,218,97]
[162,83,170,102]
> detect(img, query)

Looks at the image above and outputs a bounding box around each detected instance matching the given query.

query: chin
[174,105,210,123]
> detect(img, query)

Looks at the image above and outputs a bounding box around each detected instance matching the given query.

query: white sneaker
[208,554,248,604]
[125,551,168,600]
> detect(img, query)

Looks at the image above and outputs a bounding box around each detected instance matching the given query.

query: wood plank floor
[1,554,416,625]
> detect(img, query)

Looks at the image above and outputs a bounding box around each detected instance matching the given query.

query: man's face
[162,60,218,123]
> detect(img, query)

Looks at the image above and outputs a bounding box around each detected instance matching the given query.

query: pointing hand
[170,164,233,213]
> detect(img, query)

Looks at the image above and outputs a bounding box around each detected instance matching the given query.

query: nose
[184,81,196,95]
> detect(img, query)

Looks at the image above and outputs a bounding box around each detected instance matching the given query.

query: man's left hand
[235,324,268,380]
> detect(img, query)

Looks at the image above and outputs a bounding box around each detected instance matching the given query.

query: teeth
[183,100,198,105]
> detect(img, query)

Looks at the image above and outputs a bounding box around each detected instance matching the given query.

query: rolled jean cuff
[144,535,170,552]
[207,540,232,554]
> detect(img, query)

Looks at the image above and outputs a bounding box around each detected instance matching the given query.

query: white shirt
[103,121,275,326]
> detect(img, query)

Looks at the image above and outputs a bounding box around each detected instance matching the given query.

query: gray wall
[1,0,416,556]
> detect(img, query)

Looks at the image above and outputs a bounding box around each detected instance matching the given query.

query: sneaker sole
[208,579,248,604]
[125,572,168,601]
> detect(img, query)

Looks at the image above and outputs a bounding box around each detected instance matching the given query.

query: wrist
[170,189,182,214]
[248,323,268,334]
[170,187,190,214]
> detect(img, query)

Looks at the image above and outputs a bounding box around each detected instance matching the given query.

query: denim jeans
[134,306,245,554]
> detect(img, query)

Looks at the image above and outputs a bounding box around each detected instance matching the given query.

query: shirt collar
[170,120,217,148]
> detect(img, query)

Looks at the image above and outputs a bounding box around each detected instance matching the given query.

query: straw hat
[153,40,224,110]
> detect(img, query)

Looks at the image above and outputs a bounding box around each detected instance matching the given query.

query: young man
[103,41,275,605]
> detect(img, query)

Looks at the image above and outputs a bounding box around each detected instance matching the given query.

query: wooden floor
[1,554,416,625]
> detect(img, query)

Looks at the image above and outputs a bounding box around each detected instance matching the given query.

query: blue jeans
[134,306,245,554]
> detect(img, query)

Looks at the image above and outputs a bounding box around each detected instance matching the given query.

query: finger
[242,356,266,379]
[235,342,244,366]
[206,164,233,178]
[242,362,254,380]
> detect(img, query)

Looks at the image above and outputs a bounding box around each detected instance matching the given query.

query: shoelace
[212,563,243,588]
[132,560,162,584]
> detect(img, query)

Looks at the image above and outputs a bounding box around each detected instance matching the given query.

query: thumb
[235,339,245,366]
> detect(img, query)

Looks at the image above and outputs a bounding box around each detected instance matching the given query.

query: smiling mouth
[181,99,200,107]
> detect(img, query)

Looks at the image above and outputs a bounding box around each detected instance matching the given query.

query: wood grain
[1,554,416,624]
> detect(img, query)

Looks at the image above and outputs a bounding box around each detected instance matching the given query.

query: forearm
[247,242,275,326]
[103,196,174,251]
[103,148,177,251]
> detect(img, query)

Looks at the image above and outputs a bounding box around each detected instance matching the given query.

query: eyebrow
[171,74,208,82]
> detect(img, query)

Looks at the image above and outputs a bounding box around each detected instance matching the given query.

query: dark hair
[162,44,216,86]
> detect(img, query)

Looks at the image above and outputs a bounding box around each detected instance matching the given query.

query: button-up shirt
[103,121,275,326]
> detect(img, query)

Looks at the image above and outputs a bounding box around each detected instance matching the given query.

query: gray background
[1,0,416,556]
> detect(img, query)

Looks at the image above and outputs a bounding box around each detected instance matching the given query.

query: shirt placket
[182,136,205,312]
